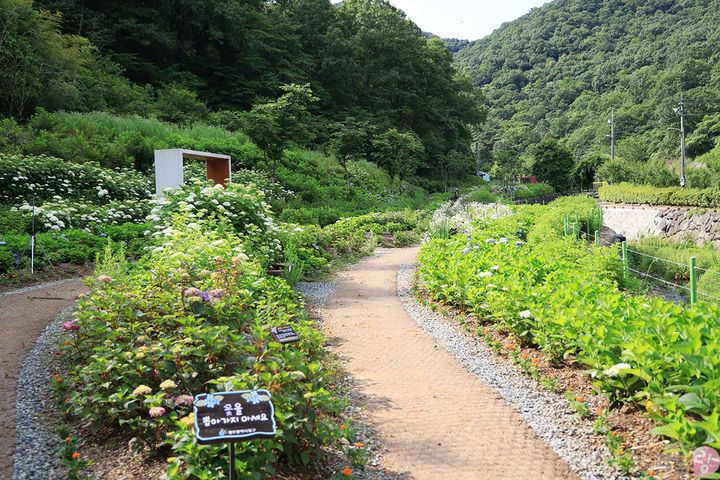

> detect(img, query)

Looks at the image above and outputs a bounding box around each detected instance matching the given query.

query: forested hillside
[454,0,720,183]
[1,0,484,184]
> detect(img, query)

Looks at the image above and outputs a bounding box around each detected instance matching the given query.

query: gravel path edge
[13,303,75,480]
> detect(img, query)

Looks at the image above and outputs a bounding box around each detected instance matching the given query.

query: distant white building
[476,171,490,182]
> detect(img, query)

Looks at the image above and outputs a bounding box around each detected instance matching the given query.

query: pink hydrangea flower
[62,321,80,332]
[183,287,203,297]
[175,395,194,406]
[97,275,112,282]
[149,406,166,418]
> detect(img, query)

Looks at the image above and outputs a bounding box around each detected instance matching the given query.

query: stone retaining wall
[601,203,720,248]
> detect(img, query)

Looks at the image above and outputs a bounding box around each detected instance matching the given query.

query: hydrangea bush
[0,153,152,205]
[60,218,343,478]
[149,181,283,267]
[14,197,152,231]
[418,197,720,455]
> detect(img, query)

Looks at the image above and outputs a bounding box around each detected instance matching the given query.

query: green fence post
[622,241,629,282]
[595,230,599,247]
[573,222,579,238]
[690,256,697,305]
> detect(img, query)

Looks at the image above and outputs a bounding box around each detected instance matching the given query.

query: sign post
[193,390,277,479]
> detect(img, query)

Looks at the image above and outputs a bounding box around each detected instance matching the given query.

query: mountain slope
[454,0,720,169]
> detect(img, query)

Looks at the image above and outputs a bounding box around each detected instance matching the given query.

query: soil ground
[0,278,89,480]
[321,247,578,479]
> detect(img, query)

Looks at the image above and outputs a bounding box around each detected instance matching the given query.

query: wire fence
[566,212,720,305]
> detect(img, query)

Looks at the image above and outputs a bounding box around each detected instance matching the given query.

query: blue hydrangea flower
[246,390,262,405]
[498,237,509,244]
[515,241,524,246]
[485,239,495,244]
[204,394,221,408]
[462,247,471,254]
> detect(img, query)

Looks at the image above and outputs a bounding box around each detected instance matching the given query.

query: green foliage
[512,183,554,201]
[531,139,574,190]
[573,154,605,188]
[371,128,425,180]
[154,84,209,125]
[599,182,720,207]
[241,83,318,180]
[462,188,498,204]
[59,220,344,478]
[2,109,254,171]
[0,223,152,273]
[595,158,679,187]
[282,210,430,275]
[34,0,483,177]
[455,0,720,167]
[417,198,720,455]
[628,237,720,301]
[94,239,129,279]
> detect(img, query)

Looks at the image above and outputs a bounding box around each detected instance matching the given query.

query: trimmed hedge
[599,182,720,207]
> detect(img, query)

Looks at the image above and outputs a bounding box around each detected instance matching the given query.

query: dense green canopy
[453,0,720,169]
[22,0,484,179]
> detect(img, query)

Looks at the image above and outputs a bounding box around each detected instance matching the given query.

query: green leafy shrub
[462,188,498,204]
[60,219,343,478]
[417,198,720,455]
[513,183,554,200]
[0,223,152,273]
[599,182,720,207]
[149,181,282,267]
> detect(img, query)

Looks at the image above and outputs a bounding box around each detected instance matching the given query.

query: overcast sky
[387,0,553,41]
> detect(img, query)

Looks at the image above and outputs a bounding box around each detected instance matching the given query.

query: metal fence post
[622,241,629,282]
[690,256,697,305]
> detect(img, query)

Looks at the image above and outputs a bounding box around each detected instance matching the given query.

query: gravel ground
[396,263,627,480]
[13,303,74,480]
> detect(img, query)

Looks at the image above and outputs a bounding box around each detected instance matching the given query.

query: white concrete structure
[154,149,231,195]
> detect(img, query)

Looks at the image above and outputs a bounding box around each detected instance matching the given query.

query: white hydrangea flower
[603,363,632,377]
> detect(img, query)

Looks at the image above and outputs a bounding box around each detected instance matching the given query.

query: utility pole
[672,95,687,188]
[607,109,615,162]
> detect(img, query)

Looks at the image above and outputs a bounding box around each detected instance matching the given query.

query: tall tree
[242,83,317,180]
[329,118,369,186]
[531,139,574,190]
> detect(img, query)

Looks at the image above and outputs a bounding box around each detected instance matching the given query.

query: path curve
[321,247,578,480]
[0,279,88,479]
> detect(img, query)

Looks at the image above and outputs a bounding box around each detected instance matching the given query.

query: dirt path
[321,248,578,480]
[0,279,89,479]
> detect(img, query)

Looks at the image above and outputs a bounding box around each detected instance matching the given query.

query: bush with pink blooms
[57,216,344,478]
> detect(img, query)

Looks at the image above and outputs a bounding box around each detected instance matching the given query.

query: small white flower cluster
[0,153,152,205]
[427,201,513,240]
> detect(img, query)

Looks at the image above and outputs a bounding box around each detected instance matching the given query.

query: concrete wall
[601,203,720,248]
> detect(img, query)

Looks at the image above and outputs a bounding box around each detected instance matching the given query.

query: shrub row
[418,197,720,455]
[599,182,720,207]
[0,153,152,205]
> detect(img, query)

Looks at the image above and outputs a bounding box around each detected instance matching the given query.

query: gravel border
[13,303,76,480]
[397,263,627,480]
[1,278,84,298]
